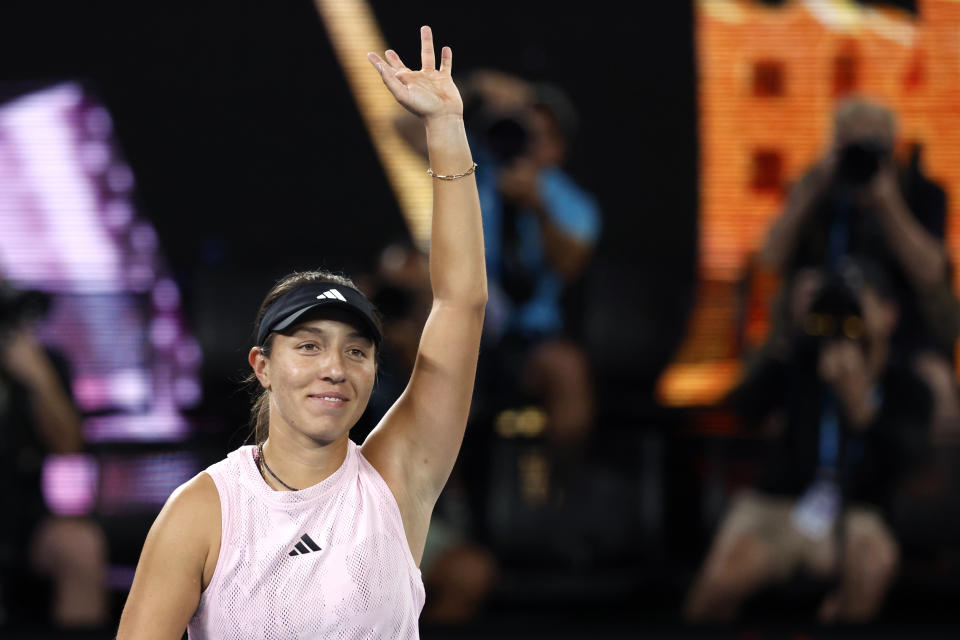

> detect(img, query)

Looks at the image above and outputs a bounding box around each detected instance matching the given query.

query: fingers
[384,49,406,71]
[439,46,452,74]
[367,51,385,73]
[367,52,406,95]
[420,25,435,71]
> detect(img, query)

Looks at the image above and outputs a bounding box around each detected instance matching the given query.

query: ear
[249,346,270,389]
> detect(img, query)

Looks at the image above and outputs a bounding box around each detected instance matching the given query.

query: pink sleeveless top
[187,440,425,639]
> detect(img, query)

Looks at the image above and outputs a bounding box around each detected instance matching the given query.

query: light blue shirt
[475,145,601,338]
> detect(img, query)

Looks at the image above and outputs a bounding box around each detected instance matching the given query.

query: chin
[297,416,355,446]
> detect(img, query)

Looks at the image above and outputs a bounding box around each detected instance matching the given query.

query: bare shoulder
[157,472,220,546]
[138,470,221,584]
[117,471,222,638]
[163,472,222,582]
[170,471,220,517]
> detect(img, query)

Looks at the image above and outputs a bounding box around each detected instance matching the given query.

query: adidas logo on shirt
[316,289,347,302]
[288,533,322,556]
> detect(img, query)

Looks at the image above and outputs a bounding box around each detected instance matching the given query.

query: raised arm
[760,156,834,271]
[2,332,83,454]
[360,27,486,561]
[864,162,948,290]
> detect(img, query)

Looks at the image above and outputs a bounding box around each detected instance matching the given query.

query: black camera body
[837,137,892,185]
[795,274,868,368]
[462,87,531,167]
[469,107,531,167]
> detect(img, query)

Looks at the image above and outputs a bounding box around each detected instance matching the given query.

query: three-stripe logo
[316,289,347,302]
[288,533,322,556]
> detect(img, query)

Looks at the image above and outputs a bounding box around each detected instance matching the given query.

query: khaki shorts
[714,490,893,581]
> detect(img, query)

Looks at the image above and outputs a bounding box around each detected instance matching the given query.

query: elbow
[434,277,488,310]
[465,285,489,313]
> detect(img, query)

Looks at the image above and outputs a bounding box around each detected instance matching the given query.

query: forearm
[530,202,592,280]
[875,198,947,289]
[424,115,487,306]
[26,370,83,454]
[761,171,827,270]
[837,388,879,430]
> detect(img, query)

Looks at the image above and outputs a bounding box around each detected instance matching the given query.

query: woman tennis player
[117,26,485,638]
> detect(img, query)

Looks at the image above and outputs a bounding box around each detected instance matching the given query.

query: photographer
[396,69,601,449]
[467,71,601,452]
[0,280,107,629]
[684,260,932,624]
[760,97,960,438]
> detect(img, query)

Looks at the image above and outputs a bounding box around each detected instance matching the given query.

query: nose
[318,349,346,384]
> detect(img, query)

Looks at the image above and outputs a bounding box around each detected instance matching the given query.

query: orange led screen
[657,0,960,409]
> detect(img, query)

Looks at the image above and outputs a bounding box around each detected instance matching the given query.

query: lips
[306,392,349,407]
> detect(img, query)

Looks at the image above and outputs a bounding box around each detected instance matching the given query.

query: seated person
[684,259,932,624]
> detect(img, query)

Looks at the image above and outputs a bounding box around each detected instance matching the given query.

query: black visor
[256,281,381,347]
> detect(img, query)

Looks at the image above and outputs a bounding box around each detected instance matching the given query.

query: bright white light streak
[0,84,122,290]
[313,0,434,250]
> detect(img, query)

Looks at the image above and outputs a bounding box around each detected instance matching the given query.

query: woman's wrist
[424,114,471,172]
[424,112,463,126]
[424,113,465,139]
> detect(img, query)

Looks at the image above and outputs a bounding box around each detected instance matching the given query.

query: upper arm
[117,472,220,640]
[362,298,484,512]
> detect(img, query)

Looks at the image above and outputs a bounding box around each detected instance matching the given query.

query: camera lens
[838,138,891,185]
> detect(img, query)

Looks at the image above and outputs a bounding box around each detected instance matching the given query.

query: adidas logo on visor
[316,289,347,301]
[288,533,322,556]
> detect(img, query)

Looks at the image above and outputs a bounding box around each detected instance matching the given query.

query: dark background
[0,0,701,430]
[3,1,953,636]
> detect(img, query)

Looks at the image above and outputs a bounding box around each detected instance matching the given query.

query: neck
[259,424,350,491]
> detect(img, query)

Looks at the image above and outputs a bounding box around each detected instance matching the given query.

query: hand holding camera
[497,156,541,210]
[818,338,878,430]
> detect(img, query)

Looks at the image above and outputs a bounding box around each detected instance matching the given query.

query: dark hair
[246,269,381,444]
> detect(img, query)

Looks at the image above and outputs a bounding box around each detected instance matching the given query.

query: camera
[469,107,531,166]
[794,272,868,368]
[462,89,531,166]
[837,137,892,185]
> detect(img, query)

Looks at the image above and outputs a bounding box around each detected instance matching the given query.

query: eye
[347,348,367,360]
[297,342,320,353]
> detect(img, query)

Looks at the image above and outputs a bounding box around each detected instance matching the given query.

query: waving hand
[368,26,463,120]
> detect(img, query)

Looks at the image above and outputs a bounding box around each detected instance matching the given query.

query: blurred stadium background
[0,0,957,638]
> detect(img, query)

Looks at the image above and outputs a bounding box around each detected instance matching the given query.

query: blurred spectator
[468,71,601,455]
[759,97,960,440]
[393,69,606,611]
[0,279,108,629]
[684,259,932,624]
[397,69,602,450]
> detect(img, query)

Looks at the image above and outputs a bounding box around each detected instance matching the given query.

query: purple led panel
[0,82,204,515]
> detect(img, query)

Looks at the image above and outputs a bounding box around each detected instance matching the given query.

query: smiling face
[249,308,377,446]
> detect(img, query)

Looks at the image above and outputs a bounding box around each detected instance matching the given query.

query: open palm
[368,26,463,120]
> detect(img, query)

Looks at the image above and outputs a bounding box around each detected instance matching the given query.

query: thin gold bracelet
[426,162,478,181]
